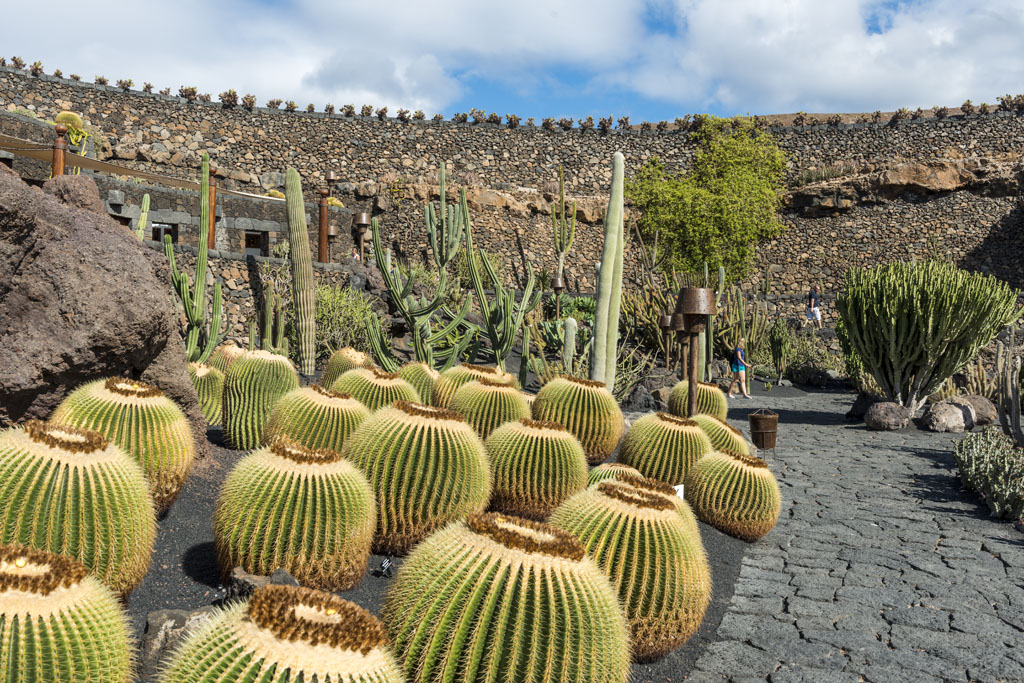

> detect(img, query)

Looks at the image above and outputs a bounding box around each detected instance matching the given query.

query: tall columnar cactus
[563,316,578,368]
[284,167,316,375]
[164,152,225,363]
[214,437,376,590]
[432,362,518,409]
[996,326,1024,446]
[332,367,420,412]
[451,377,531,438]
[222,350,300,450]
[486,418,588,519]
[551,165,576,287]
[323,347,376,389]
[51,377,195,512]
[693,414,751,456]
[668,380,728,420]
[768,318,792,382]
[258,291,289,356]
[0,545,134,683]
[464,194,540,370]
[189,362,224,426]
[134,192,150,240]
[684,449,781,541]
[383,513,631,683]
[208,342,245,374]
[590,151,625,390]
[0,421,156,595]
[549,482,711,662]
[588,462,642,487]
[699,264,726,381]
[398,361,441,404]
[263,385,370,452]
[342,401,490,554]
[532,375,624,465]
[837,259,1021,411]
[620,412,713,485]
[159,585,403,683]
[425,165,464,270]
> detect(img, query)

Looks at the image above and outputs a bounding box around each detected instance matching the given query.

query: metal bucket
[748,408,778,450]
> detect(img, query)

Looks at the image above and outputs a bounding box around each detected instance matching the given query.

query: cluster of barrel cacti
[332,367,420,412]
[450,376,531,438]
[532,375,624,464]
[222,349,300,449]
[263,384,370,452]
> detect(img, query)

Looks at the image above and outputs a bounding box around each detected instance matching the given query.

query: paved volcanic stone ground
[124,385,1024,682]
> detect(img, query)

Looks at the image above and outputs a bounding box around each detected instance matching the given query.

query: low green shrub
[306,284,386,362]
[952,427,1024,520]
[785,330,843,382]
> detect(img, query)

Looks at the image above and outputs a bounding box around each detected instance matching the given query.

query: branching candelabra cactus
[551,165,576,287]
[590,152,625,390]
[284,167,316,375]
[134,192,150,241]
[164,153,225,363]
[996,325,1024,446]
[425,165,464,270]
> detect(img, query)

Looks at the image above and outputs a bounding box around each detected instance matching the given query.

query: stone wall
[3,65,1024,306]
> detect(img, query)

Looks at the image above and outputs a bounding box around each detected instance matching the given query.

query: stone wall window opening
[152,223,178,244]
[245,230,268,257]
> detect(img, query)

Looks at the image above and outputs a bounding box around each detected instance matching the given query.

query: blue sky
[5,1,1024,121]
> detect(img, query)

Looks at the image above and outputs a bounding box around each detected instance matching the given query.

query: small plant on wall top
[361,104,373,116]
[178,85,197,101]
[95,75,108,85]
[219,89,238,107]
[267,98,282,109]
[284,100,297,112]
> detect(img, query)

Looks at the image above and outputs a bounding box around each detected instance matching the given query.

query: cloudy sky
[5,0,1024,121]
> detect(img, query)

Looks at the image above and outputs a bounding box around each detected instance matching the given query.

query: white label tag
[674,484,685,499]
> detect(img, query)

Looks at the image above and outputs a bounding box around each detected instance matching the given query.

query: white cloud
[3,0,1024,116]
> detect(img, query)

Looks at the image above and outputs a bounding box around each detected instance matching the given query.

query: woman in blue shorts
[727,338,752,399]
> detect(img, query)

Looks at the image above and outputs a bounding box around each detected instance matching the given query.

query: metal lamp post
[318,171,339,263]
[673,286,715,417]
[659,314,673,369]
[353,212,371,262]
[552,275,565,319]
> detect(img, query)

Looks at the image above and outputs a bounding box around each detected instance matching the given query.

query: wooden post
[208,171,218,248]
[318,187,329,263]
[51,124,67,178]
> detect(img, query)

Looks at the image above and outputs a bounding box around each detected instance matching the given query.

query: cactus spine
[263,385,370,452]
[669,380,728,420]
[398,361,441,404]
[588,462,642,486]
[284,167,316,375]
[135,192,150,240]
[50,377,196,512]
[208,342,245,374]
[684,449,781,541]
[620,412,713,485]
[342,401,490,554]
[163,152,225,363]
[214,438,376,590]
[189,362,224,425]
[590,151,624,390]
[323,347,376,389]
[532,375,624,465]
[0,421,156,595]
[0,545,134,683]
[432,362,517,409]
[562,316,578,368]
[692,414,751,456]
[486,418,588,519]
[222,350,300,450]
[549,482,711,660]
[383,513,631,683]
[451,377,531,439]
[332,367,420,412]
[159,585,403,683]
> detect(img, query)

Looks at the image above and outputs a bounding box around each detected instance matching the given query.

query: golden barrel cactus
[50,377,194,512]
[620,412,712,485]
[397,361,440,404]
[532,375,624,465]
[331,367,419,412]
[684,449,781,541]
[322,346,376,389]
[692,414,751,456]
[432,363,517,409]
[189,362,224,426]
[208,342,246,374]
[222,350,300,450]
[668,380,728,420]
[587,462,642,486]
[263,384,370,452]
[451,376,531,438]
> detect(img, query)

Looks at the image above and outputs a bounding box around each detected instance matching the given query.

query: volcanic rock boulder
[0,172,209,457]
[864,402,911,431]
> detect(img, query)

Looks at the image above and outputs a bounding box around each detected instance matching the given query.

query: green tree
[626,116,787,282]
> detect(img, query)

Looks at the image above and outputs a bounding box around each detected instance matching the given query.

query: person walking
[727,338,752,399]
[807,284,823,329]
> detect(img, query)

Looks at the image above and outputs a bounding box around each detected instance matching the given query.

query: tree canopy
[625,116,787,283]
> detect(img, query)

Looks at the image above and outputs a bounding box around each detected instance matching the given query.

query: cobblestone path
[687,389,1024,683]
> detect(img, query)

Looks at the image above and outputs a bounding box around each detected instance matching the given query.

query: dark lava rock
[954,395,997,427]
[224,566,299,602]
[846,391,884,420]
[620,383,659,412]
[0,172,208,457]
[922,399,974,433]
[42,174,106,214]
[864,402,911,431]
[139,606,219,679]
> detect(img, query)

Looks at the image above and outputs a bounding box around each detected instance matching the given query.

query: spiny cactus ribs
[532,375,624,464]
[684,449,781,541]
[397,361,439,404]
[620,412,712,485]
[0,545,134,683]
[588,462,642,486]
[343,401,490,554]
[550,481,712,661]
[432,362,517,409]
[222,350,300,450]
[668,380,728,420]
[263,384,370,452]
[692,413,751,456]
[189,362,224,425]
[332,367,419,412]
[0,421,156,596]
[159,585,402,682]
[383,513,631,683]
[208,342,245,374]
[215,437,376,590]
[50,377,195,511]
[322,347,376,389]
[451,376,531,438]
[487,418,588,520]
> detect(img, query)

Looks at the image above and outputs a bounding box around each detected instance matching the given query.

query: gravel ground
[124,383,1024,682]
